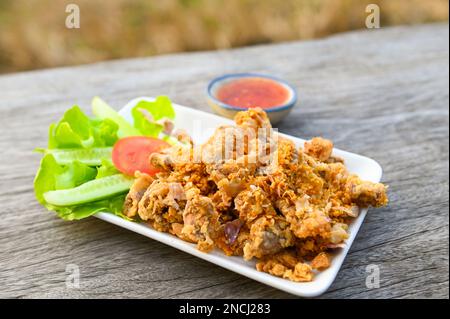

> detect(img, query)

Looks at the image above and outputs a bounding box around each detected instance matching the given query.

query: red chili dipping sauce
[216,77,290,109]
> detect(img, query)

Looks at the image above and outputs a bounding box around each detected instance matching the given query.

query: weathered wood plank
[0,23,448,299]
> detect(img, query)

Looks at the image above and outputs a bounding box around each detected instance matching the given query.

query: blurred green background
[0,0,448,74]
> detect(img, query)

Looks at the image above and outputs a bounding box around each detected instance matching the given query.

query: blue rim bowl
[206,73,298,123]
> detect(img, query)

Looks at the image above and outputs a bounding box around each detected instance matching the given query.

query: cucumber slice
[45,147,112,165]
[92,97,141,138]
[43,174,134,206]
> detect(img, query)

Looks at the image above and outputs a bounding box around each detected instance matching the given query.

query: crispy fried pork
[124,107,388,281]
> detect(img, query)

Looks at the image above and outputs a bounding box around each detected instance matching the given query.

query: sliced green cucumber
[91,97,141,138]
[43,174,134,206]
[45,147,112,165]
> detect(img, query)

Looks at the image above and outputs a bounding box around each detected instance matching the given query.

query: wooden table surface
[0,23,448,299]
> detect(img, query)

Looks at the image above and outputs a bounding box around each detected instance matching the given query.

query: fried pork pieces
[123,108,388,282]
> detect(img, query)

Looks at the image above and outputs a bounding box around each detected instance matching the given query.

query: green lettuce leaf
[92,97,141,138]
[34,154,97,205]
[50,194,129,221]
[48,105,119,149]
[131,96,175,137]
[96,159,119,179]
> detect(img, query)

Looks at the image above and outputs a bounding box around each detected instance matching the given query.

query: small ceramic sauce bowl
[207,73,297,124]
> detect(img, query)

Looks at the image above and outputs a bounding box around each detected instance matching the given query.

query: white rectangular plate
[95,97,383,297]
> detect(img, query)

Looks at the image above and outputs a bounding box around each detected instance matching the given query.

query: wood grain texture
[0,23,448,299]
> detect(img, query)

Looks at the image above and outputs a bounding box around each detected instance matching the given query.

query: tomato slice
[112,136,170,176]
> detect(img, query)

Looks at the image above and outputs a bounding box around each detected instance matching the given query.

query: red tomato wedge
[112,136,170,176]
